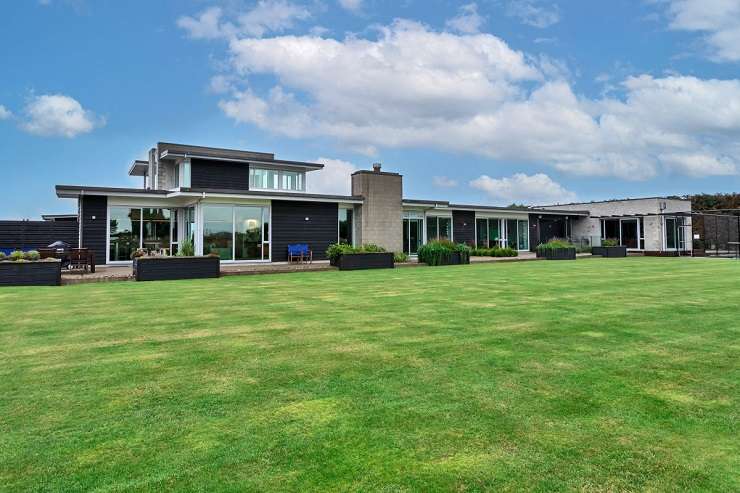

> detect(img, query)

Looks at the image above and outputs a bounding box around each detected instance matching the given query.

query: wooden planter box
[537,248,576,260]
[592,246,627,258]
[420,251,471,266]
[331,252,395,271]
[0,260,61,286]
[133,256,220,282]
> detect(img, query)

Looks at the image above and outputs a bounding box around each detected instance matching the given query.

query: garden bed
[331,252,395,271]
[592,246,628,258]
[0,260,62,286]
[133,256,220,282]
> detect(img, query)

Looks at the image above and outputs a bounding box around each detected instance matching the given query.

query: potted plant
[132,240,220,281]
[592,238,627,258]
[0,250,62,286]
[536,239,577,260]
[417,240,471,266]
[326,243,395,270]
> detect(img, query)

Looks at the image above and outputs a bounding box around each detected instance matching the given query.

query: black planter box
[133,256,220,281]
[419,251,471,266]
[331,252,395,271]
[592,246,627,258]
[0,260,62,286]
[538,248,576,260]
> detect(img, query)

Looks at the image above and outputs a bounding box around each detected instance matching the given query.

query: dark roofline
[55,184,361,202]
[538,195,689,207]
[178,187,361,202]
[158,142,274,161]
[352,170,401,177]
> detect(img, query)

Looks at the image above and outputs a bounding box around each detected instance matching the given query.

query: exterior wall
[190,158,250,191]
[0,221,79,251]
[452,210,475,246]
[271,200,339,262]
[80,195,108,265]
[351,170,403,253]
[157,161,176,190]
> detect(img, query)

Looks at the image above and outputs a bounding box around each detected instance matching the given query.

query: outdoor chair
[68,248,91,273]
[288,244,312,263]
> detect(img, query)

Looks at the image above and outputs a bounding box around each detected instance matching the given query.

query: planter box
[331,252,395,271]
[537,248,576,260]
[419,251,471,266]
[0,260,61,286]
[692,249,706,257]
[133,256,220,281]
[592,246,627,258]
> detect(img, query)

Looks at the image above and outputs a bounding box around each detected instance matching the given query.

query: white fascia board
[167,191,362,204]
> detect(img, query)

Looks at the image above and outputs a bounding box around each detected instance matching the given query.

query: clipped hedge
[471,247,518,257]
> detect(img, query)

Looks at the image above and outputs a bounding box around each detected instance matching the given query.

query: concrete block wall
[351,169,403,253]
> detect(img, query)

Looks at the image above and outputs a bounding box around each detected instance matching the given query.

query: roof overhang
[56,185,362,204]
[128,160,149,177]
[159,151,324,171]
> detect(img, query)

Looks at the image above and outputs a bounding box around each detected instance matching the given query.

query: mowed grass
[0,258,738,492]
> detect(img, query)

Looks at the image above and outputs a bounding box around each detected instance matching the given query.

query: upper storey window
[250,167,305,192]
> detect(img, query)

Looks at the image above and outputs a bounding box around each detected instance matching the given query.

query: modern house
[50,142,692,266]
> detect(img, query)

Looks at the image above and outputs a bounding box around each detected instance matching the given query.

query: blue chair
[287,244,312,263]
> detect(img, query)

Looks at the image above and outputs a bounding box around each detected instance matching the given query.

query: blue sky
[2,0,740,218]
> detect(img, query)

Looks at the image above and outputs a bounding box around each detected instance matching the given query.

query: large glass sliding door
[203,206,234,260]
[142,208,171,253]
[620,219,639,249]
[665,217,685,250]
[202,204,270,261]
[506,219,529,250]
[109,207,141,262]
[476,218,502,248]
[403,218,423,255]
[235,207,266,260]
[427,216,451,242]
[109,206,178,262]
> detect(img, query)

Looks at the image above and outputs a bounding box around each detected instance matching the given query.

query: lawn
[0,257,738,492]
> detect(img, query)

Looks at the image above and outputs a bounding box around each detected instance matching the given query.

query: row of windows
[403,216,530,254]
[249,168,305,191]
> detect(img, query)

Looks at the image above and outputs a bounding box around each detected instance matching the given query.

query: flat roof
[403,199,589,216]
[538,195,689,207]
[55,184,362,203]
[157,142,324,170]
[128,160,149,177]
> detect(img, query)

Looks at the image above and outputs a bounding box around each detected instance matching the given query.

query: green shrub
[418,240,470,266]
[0,252,5,261]
[10,250,24,262]
[471,247,518,257]
[393,252,408,263]
[602,238,619,247]
[360,243,386,253]
[536,238,574,250]
[178,238,195,257]
[327,243,388,261]
[24,250,40,261]
[576,245,592,254]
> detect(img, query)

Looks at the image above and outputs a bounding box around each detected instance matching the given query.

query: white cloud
[187,17,740,181]
[470,173,576,205]
[0,105,11,120]
[446,3,484,34]
[310,157,358,195]
[659,152,737,177]
[664,0,740,62]
[177,1,310,40]
[506,0,560,29]
[177,6,227,40]
[338,0,363,13]
[21,94,103,138]
[433,176,459,188]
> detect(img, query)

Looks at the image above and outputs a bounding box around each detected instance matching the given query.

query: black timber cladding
[452,210,476,246]
[190,158,250,191]
[271,200,338,262]
[81,195,107,265]
[0,221,79,250]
